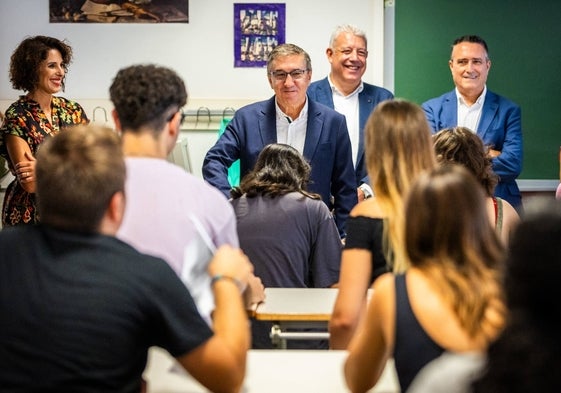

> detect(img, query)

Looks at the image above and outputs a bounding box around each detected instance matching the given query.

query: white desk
[144,347,400,393]
[252,288,337,348]
[253,288,338,322]
[252,288,372,348]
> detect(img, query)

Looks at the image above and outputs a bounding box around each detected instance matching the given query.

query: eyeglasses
[269,68,309,82]
[336,48,368,58]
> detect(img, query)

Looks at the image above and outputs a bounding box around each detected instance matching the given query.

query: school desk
[144,346,399,393]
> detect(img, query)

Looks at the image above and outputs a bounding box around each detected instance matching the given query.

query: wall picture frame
[49,0,189,23]
[234,3,285,68]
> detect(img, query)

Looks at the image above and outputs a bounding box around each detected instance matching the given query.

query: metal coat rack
[180,106,236,127]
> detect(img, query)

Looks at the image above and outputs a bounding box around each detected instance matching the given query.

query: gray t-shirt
[231,192,341,288]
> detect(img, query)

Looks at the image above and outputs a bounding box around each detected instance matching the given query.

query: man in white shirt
[203,44,357,238]
[308,24,394,201]
[422,35,523,209]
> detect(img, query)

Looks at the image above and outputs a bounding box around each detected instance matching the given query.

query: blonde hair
[406,165,505,339]
[365,99,436,272]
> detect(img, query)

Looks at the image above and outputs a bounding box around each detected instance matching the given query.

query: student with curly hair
[110,64,263,324]
[433,126,519,245]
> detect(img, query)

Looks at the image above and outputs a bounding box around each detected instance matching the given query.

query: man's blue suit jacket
[307,77,394,186]
[202,96,358,236]
[422,89,523,208]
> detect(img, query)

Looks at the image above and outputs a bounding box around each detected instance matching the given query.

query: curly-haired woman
[0,35,88,226]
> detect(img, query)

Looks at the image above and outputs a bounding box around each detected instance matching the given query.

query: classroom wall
[2,1,557,188]
[0,0,386,103]
[0,0,388,178]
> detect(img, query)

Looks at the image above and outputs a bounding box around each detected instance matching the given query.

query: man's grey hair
[266,43,312,73]
[329,24,367,48]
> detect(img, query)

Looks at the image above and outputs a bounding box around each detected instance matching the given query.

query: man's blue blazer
[202,96,358,236]
[307,77,394,186]
[422,89,523,208]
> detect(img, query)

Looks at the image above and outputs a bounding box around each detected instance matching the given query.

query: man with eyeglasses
[308,25,394,202]
[203,43,357,238]
[422,35,523,209]
[109,64,264,324]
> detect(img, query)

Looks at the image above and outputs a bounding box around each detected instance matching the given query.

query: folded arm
[5,135,37,193]
[489,105,522,182]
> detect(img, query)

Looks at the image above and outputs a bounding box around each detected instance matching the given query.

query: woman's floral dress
[0,96,89,226]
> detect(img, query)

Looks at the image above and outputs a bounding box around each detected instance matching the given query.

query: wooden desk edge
[253,313,331,321]
[246,301,262,318]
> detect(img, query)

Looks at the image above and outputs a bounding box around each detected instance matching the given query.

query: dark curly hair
[9,35,73,93]
[472,199,561,393]
[433,126,498,196]
[109,64,187,133]
[230,143,320,200]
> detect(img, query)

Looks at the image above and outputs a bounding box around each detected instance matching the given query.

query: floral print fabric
[0,96,89,226]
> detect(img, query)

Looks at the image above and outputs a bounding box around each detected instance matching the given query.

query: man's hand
[208,245,253,292]
[357,187,366,202]
[357,183,373,202]
[15,151,37,185]
[244,274,265,309]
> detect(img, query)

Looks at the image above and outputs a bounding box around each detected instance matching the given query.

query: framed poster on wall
[49,0,189,23]
[234,3,285,68]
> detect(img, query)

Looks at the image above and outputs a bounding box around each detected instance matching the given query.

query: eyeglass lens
[271,69,308,81]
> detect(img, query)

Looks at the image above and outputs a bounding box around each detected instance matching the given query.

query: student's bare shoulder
[371,273,395,296]
[502,199,520,225]
[350,198,385,218]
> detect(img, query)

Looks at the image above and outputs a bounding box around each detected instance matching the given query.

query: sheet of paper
[181,215,216,326]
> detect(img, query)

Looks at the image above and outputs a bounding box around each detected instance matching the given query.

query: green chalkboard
[395,0,561,179]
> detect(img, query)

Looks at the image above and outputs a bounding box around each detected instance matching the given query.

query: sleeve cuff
[359,183,373,199]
